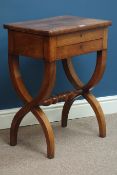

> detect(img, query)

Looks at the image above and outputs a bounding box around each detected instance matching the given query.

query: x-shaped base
[9,50,106,159]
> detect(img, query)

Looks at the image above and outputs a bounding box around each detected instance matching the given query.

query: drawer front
[8,31,44,59]
[57,29,104,47]
[56,39,103,59]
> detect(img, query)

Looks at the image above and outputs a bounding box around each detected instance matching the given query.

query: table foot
[47,154,54,159]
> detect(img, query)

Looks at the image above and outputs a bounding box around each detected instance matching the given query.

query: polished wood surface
[4,16,111,158]
[8,31,44,59]
[61,51,107,137]
[4,16,111,36]
[56,28,104,46]
[41,90,82,106]
[57,39,103,59]
[7,22,110,62]
[8,55,56,158]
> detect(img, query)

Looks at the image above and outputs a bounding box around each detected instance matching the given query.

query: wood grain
[57,29,103,47]
[61,54,106,137]
[57,39,103,59]
[8,55,56,158]
[4,16,112,36]
[83,92,106,137]
[8,31,44,59]
[41,89,82,106]
[4,15,111,158]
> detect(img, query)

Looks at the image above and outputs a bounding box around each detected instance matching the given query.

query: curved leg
[32,108,54,158]
[8,55,56,104]
[61,92,82,127]
[61,98,76,127]
[62,51,107,90]
[83,92,106,137]
[61,50,107,137]
[10,106,55,158]
[9,55,56,158]
[10,105,31,146]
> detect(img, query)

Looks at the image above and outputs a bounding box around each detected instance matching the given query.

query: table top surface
[4,16,112,36]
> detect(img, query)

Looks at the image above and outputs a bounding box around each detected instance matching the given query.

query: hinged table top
[4,16,112,36]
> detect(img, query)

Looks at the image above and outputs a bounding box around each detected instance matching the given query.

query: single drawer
[57,29,104,47]
[8,31,44,59]
[56,39,103,59]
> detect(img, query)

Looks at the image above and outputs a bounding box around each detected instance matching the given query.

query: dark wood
[4,16,111,158]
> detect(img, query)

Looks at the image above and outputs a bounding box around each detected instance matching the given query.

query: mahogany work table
[4,16,111,159]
